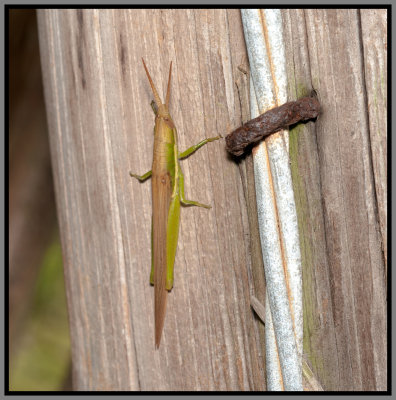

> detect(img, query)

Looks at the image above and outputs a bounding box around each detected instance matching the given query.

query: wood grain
[360,9,388,274]
[284,9,387,390]
[37,8,387,391]
[37,9,263,390]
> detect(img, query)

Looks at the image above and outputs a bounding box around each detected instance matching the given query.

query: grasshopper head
[142,58,172,118]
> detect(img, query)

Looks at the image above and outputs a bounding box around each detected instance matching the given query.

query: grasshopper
[130,59,220,348]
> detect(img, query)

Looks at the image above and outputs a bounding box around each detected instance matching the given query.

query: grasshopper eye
[163,117,175,129]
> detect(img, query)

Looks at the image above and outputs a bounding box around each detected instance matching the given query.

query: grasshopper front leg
[130,170,152,182]
[178,136,221,159]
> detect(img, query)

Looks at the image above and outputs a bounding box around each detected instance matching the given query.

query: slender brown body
[151,107,177,348]
[141,59,179,348]
[131,59,219,348]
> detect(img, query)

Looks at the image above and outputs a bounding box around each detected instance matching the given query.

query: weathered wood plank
[284,9,387,390]
[360,9,387,274]
[36,8,387,391]
[359,9,388,390]
[37,9,264,390]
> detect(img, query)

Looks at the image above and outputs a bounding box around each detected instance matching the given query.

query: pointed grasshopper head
[141,58,175,127]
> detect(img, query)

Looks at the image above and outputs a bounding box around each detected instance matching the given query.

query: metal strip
[241,9,303,391]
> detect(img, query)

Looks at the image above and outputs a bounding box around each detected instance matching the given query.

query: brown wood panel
[37,8,387,391]
[36,9,264,390]
[360,9,388,273]
[284,9,387,390]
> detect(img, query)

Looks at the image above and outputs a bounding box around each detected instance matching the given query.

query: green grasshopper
[130,59,220,348]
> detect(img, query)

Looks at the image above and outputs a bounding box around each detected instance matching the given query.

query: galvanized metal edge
[241,9,303,391]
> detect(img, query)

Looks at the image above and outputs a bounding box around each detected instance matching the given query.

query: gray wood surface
[284,9,387,391]
[37,9,387,391]
[37,9,262,390]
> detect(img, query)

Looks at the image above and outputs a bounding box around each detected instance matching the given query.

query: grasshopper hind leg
[178,168,211,209]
